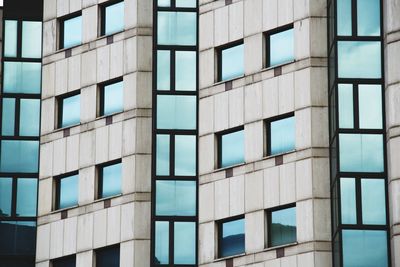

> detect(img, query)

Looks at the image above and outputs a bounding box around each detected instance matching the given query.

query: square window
[267,114,295,156]
[98,161,122,199]
[100,79,124,116]
[218,42,244,81]
[268,205,296,247]
[52,255,76,267]
[101,1,124,36]
[56,173,78,210]
[218,217,245,258]
[95,245,120,267]
[60,14,82,49]
[58,93,80,128]
[266,26,294,67]
[218,128,245,168]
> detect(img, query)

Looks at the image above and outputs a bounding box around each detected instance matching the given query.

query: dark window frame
[98,77,124,117]
[57,90,81,129]
[217,215,245,259]
[217,126,245,169]
[217,39,244,82]
[94,244,120,267]
[266,203,297,248]
[59,11,82,50]
[265,23,294,68]
[54,171,79,211]
[96,159,122,200]
[100,0,125,37]
[51,254,76,267]
[265,112,295,156]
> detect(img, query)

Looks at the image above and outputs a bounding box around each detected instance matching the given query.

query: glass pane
[158,0,170,7]
[22,21,42,58]
[0,140,39,173]
[174,222,196,264]
[3,62,42,94]
[0,178,12,217]
[59,174,78,209]
[101,163,122,198]
[221,130,244,168]
[357,0,380,36]
[157,50,170,91]
[52,256,76,267]
[16,178,37,217]
[156,134,170,176]
[96,246,120,267]
[176,0,196,7]
[270,207,297,247]
[103,81,123,116]
[4,20,18,57]
[2,98,16,136]
[221,218,245,257]
[221,44,244,81]
[157,95,196,130]
[359,84,382,129]
[158,12,197,45]
[337,0,352,36]
[175,135,196,176]
[270,116,295,155]
[340,178,356,224]
[338,84,354,129]
[62,94,80,128]
[342,230,388,267]
[20,99,41,136]
[339,134,384,172]
[338,41,381,78]
[176,51,196,91]
[155,221,169,264]
[269,28,294,66]
[156,180,196,216]
[361,179,386,225]
[0,221,36,255]
[63,16,82,48]
[105,1,124,35]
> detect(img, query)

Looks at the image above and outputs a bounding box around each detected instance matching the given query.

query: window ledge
[214,162,246,172]
[51,205,79,214]
[54,123,81,133]
[214,252,246,262]
[263,149,296,160]
[263,60,295,72]
[94,193,123,203]
[263,241,298,252]
[213,74,245,86]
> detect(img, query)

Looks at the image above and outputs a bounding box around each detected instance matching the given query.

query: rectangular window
[157,11,196,46]
[155,221,169,264]
[267,26,294,67]
[56,173,78,210]
[156,180,196,216]
[58,92,80,128]
[174,222,196,264]
[16,178,38,217]
[101,1,124,36]
[267,114,295,156]
[95,245,120,267]
[22,21,42,58]
[218,42,244,81]
[361,178,386,225]
[0,140,39,173]
[98,161,122,199]
[267,205,296,247]
[52,255,76,267]
[340,178,357,224]
[218,217,245,258]
[0,178,13,217]
[100,79,123,116]
[219,128,245,168]
[3,61,42,94]
[156,95,196,130]
[4,20,18,57]
[60,14,82,49]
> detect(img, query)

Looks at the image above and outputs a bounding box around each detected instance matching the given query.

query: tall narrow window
[218,42,244,81]
[60,14,82,49]
[266,26,294,67]
[98,161,122,199]
[101,1,125,36]
[58,92,80,128]
[100,79,124,116]
[219,128,245,168]
[218,217,245,258]
[267,205,297,247]
[267,114,295,155]
[95,245,120,267]
[56,173,79,210]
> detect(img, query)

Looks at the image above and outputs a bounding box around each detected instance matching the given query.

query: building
[0,0,399,266]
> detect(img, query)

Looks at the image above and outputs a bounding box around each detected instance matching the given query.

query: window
[0,178,13,216]
[266,26,294,67]
[218,217,245,258]
[156,180,196,216]
[56,173,78,210]
[101,1,124,36]
[0,140,39,173]
[156,95,196,130]
[158,0,197,7]
[100,79,123,116]
[52,255,76,267]
[95,245,120,267]
[218,42,244,81]
[219,128,244,168]
[267,205,296,247]
[60,14,82,49]
[58,92,80,128]
[3,61,42,94]
[267,114,295,156]
[0,221,36,255]
[157,11,197,46]
[98,161,122,199]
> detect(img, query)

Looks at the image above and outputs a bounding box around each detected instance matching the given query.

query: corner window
[218,128,245,168]
[52,255,76,267]
[95,245,120,267]
[101,1,125,36]
[60,14,82,49]
[267,205,296,247]
[100,79,124,116]
[218,42,244,81]
[266,26,294,67]
[0,221,36,255]
[56,173,78,210]
[267,114,295,156]
[58,92,80,128]
[218,217,245,258]
[98,161,122,199]
[0,178,37,217]
[0,140,39,173]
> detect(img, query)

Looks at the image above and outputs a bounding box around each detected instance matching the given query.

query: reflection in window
[361,179,386,225]
[174,222,196,264]
[340,178,356,224]
[158,0,170,7]
[51,255,76,267]
[62,15,82,49]
[99,162,122,199]
[60,94,80,128]
[175,135,196,176]
[156,180,196,216]
[157,50,170,91]
[338,84,354,129]
[158,12,196,46]
[269,206,297,247]
[176,0,196,7]
[2,98,16,136]
[268,27,294,67]
[22,21,42,58]
[0,221,36,255]
[4,20,18,57]
[0,140,39,173]
[0,178,12,217]
[359,84,382,129]
[157,95,196,130]
[3,62,41,94]
[104,1,124,36]
[102,80,123,116]
[155,221,169,264]
[20,99,41,136]
[156,134,170,176]
[16,178,37,217]
[95,245,120,267]
[176,51,196,91]
[57,174,78,210]
[269,115,295,155]
[357,0,380,36]
[337,0,352,36]
[220,129,244,168]
[220,43,244,81]
[219,217,245,258]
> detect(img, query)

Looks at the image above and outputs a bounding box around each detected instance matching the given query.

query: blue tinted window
[361,179,386,225]
[158,12,196,45]
[52,256,76,267]
[269,28,294,66]
[103,81,123,116]
[174,222,196,264]
[270,207,297,247]
[158,0,170,7]
[16,178,37,217]
[270,116,295,155]
[155,221,169,264]
[20,99,40,136]
[157,50,170,91]
[156,180,196,216]
[221,44,244,81]
[357,0,380,36]
[221,218,245,257]
[221,130,244,168]
[4,20,18,57]
[100,163,122,199]
[339,134,384,172]
[96,246,120,267]
[176,51,196,91]
[175,135,196,176]
[157,95,196,130]
[59,174,78,209]
[0,221,36,255]
[22,21,42,58]
[2,98,16,136]
[61,94,80,128]
[63,15,82,49]
[338,41,381,78]
[342,230,388,267]
[104,1,124,35]
[156,134,170,176]
[338,84,354,129]
[337,0,352,36]
[0,140,39,173]
[0,178,12,217]
[358,84,382,129]
[3,62,41,94]
[340,178,356,224]
[176,0,196,7]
